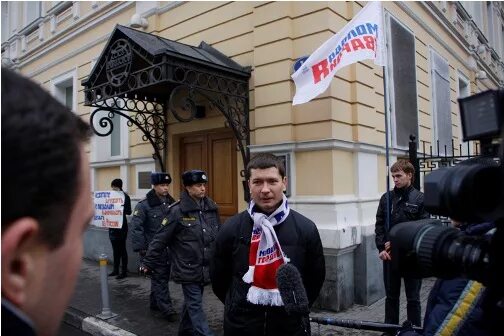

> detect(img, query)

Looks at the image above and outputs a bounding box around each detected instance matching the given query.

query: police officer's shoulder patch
[168,200,180,209]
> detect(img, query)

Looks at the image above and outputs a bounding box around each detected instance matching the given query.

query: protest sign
[92,190,125,228]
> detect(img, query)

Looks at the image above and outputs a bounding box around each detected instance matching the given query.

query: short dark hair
[111,178,123,190]
[246,153,286,179]
[1,68,91,248]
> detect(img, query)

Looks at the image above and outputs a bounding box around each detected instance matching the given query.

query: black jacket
[143,191,220,284]
[374,185,429,252]
[130,189,176,252]
[2,300,36,336]
[108,191,132,240]
[211,209,325,325]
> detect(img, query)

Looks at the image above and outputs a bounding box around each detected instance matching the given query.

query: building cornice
[249,139,408,157]
[90,156,154,168]
[12,1,134,72]
[419,1,502,84]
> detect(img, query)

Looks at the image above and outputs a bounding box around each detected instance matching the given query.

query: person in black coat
[108,178,132,279]
[2,68,93,336]
[375,159,429,330]
[211,153,325,336]
[131,172,177,320]
[142,170,221,336]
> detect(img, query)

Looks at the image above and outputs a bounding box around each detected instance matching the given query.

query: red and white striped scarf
[242,195,290,306]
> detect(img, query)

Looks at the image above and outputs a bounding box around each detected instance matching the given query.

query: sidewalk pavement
[62,258,435,336]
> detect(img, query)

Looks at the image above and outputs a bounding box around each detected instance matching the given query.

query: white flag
[292,2,386,105]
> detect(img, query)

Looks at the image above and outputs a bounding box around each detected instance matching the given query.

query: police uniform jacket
[143,190,220,284]
[375,185,429,253]
[210,208,325,332]
[130,189,176,252]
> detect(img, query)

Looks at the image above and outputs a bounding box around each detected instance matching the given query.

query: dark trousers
[224,305,310,336]
[383,261,422,326]
[178,283,213,336]
[141,251,175,316]
[110,238,128,273]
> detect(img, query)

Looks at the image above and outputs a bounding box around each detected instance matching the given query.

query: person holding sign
[108,178,132,279]
[141,170,221,336]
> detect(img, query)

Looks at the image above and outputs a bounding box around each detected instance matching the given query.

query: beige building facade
[2,1,503,310]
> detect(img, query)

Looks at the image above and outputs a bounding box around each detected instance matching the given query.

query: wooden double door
[179,129,237,222]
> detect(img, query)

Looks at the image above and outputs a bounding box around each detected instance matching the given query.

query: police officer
[131,172,177,320]
[142,170,221,336]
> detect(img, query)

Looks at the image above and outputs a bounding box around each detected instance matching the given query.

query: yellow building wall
[12,1,501,204]
[95,166,120,190]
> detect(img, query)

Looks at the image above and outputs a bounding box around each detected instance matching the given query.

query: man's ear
[1,217,40,306]
[282,176,288,192]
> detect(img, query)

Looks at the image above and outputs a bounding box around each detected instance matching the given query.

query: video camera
[389,89,503,330]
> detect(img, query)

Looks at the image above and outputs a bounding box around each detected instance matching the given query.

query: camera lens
[424,163,502,222]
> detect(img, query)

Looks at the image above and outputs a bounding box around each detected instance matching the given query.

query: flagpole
[382,74,391,235]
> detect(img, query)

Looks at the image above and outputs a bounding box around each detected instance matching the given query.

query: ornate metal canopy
[82,24,251,174]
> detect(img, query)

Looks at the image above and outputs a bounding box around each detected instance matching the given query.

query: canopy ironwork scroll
[84,25,251,192]
[89,96,167,171]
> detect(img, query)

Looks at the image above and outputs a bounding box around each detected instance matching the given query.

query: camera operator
[375,159,429,331]
[422,219,495,336]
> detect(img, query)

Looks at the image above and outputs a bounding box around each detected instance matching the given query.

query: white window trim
[384,11,420,150]
[50,67,77,112]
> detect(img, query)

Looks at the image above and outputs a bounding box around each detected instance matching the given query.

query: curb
[64,307,137,336]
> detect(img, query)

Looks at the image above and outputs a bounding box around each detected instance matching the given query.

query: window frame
[50,68,77,112]
[385,12,420,150]
[429,47,453,156]
[23,1,41,29]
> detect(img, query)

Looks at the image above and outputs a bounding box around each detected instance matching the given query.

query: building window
[110,112,121,157]
[1,3,9,43]
[430,48,452,156]
[457,72,472,156]
[51,70,76,111]
[91,101,129,162]
[387,14,418,148]
[462,2,484,31]
[24,1,41,27]
[486,2,495,46]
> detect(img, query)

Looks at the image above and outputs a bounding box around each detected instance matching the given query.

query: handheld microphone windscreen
[276,263,310,315]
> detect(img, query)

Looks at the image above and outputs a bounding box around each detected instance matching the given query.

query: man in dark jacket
[211,153,325,336]
[142,170,221,336]
[375,159,429,329]
[108,178,132,279]
[131,172,177,320]
[2,68,93,336]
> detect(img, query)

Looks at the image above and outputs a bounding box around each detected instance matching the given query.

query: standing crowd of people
[2,68,495,336]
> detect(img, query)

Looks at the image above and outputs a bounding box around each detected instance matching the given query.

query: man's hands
[139,264,153,277]
[379,241,392,261]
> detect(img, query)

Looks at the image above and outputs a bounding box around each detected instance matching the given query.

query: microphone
[276,263,310,315]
